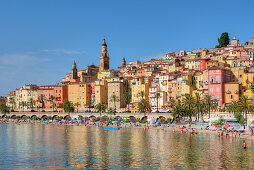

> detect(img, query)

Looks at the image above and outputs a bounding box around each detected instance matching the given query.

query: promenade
[0,112,172,120]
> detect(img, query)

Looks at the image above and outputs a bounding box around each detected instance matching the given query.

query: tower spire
[72,60,78,79]
[100,38,109,72]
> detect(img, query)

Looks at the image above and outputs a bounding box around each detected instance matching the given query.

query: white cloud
[40,49,84,55]
[139,53,163,61]
[0,53,60,96]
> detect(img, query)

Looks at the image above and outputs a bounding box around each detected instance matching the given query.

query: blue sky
[0,0,254,96]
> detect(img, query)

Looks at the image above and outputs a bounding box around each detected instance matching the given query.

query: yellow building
[68,83,91,109]
[181,73,193,96]
[230,66,247,84]
[242,71,254,101]
[129,77,150,112]
[16,85,38,110]
[94,80,108,105]
[192,71,204,97]
[97,69,117,80]
[168,62,180,72]
[184,60,196,70]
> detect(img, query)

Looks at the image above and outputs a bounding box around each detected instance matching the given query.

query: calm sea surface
[0,123,254,169]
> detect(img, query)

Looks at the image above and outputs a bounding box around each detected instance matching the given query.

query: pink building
[203,67,231,107]
[54,85,68,109]
[37,85,55,109]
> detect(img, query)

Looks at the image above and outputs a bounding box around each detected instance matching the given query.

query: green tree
[138,91,145,100]
[74,102,81,113]
[226,100,239,114]
[28,98,35,110]
[123,92,131,111]
[20,101,27,111]
[215,32,230,48]
[194,92,202,121]
[63,99,74,113]
[234,112,246,125]
[182,94,195,122]
[95,102,107,118]
[8,97,15,110]
[172,102,184,122]
[87,98,94,109]
[238,95,254,125]
[0,104,10,114]
[251,82,254,94]
[204,95,217,119]
[110,94,119,113]
[138,99,151,116]
[49,95,55,112]
[155,92,160,113]
[38,94,45,109]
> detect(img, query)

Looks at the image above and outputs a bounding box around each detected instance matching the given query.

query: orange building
[224,82,240,106]
[54,85,68,109]
[68,82,91,110]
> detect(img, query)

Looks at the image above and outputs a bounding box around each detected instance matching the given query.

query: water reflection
[0,123,253,169]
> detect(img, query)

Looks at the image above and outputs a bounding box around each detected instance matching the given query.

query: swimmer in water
[242,140,247,149]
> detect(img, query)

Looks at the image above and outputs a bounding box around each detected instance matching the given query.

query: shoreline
[2,119,254,142]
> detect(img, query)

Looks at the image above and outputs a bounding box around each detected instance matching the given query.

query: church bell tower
[72,60,78,79]
[100,38,109,72]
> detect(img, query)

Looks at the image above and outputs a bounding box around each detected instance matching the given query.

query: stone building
[100,38,109,72]
[107,79,128,111]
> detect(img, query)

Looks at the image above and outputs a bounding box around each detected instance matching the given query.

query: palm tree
[87,98,93,109]
[251,82,254,94]
[138,91,145,100]
[49,95,55,112]
[74,102,81,113]
[172,102,184,122]
[29,98,34,110]
[154,92,160,112]
[203,95,216,119]
[194,92,202,121]
[238,95,254,125]
[182,94,195,122]
[20,101,27,111]
[167,98,176,109]
[138,99,151,116]
[8,97,15,110]
[110,94,119,113]
[123,92,131,111]
[95,102,107,119]
[38,94,45,109]
[226,100,239,115]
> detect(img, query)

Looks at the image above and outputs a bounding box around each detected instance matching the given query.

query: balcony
[210,81,220,84]
[235,91,238,94]
[226,91,230,94]
[204,81,208,85]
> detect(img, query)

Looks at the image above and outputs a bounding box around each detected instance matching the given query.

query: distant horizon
[1,0,254,96]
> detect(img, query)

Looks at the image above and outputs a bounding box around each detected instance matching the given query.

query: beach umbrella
[215,125,222,128]
[180,127,185,129]
[199,124,205,126]
[224,124,230,129]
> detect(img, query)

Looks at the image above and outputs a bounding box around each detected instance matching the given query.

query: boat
[104,127,120,130]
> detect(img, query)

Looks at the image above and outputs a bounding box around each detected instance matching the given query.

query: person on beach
[242,140,247,149]
[191,128,194,135]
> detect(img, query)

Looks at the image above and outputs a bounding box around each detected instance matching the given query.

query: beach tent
[224,124,230,129]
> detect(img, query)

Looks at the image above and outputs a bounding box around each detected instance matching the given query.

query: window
[211,88,213,92]
[217,88,219,92]
[216,76,220,82]
[216,96,219,100]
